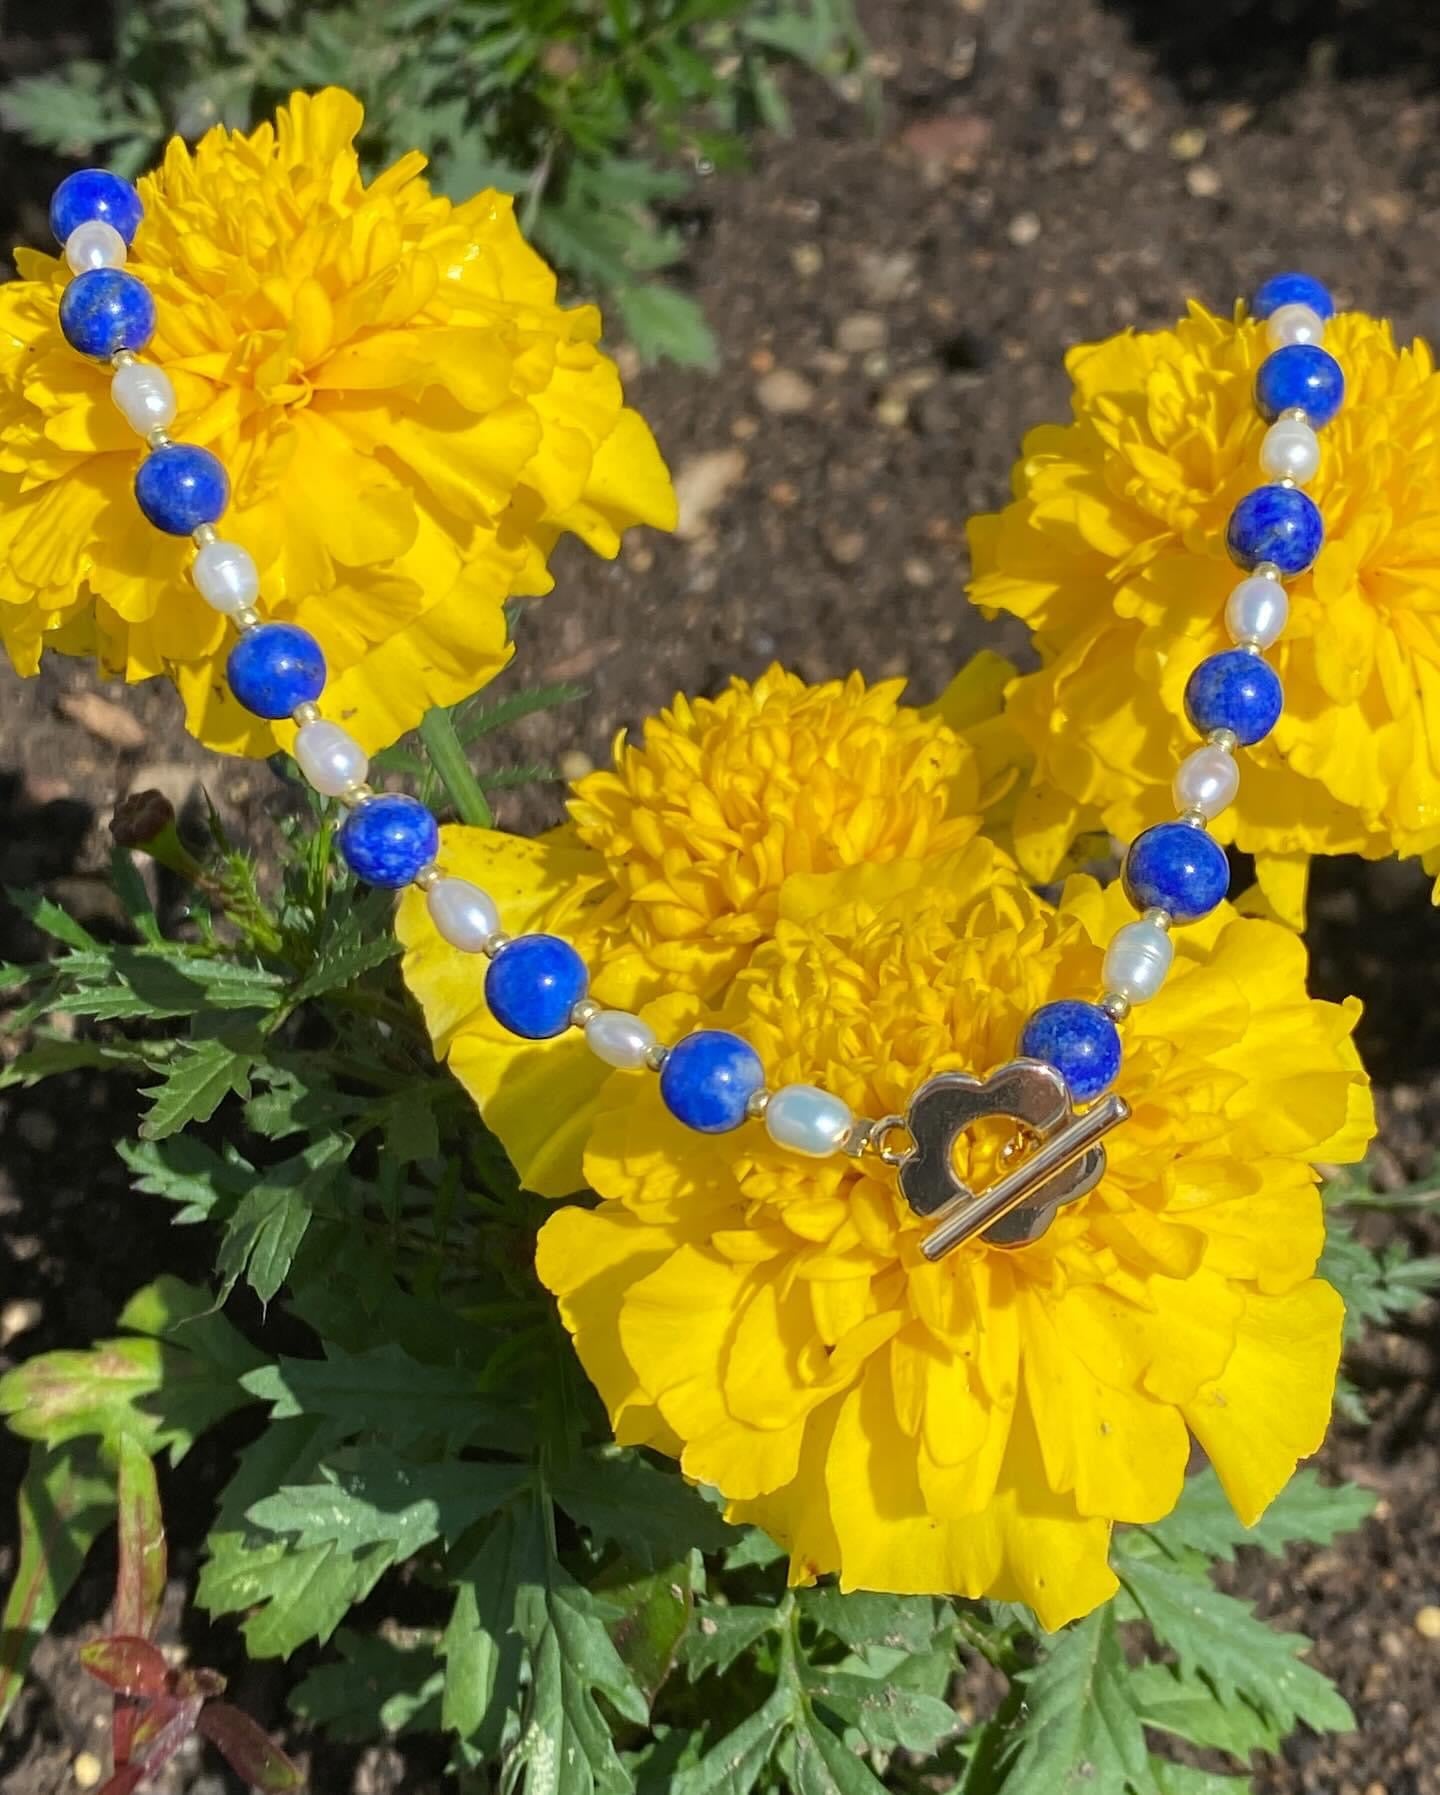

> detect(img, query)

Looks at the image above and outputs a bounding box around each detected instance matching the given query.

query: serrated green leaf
[140,1037,253,1139]
[1143,1469,1374,1566]
[0,1443,115,1731]
[614,282,718,368]
[291,1628,444,1739]
[1117,1553,1352,1739]
[119,1134,253,1225]
[798,1588,946,1655]
[602,1560,693,1700]
[673,1687,793,1795]
[723,1527,786,1571]
[215,1134,352,1304]
[686,1603,781,1679]
[287,932,400,1004]
[1149,1765,1251,1795]
[549,1449,734,1567]
[1130,1661,1279,1756]
[801,1665,956,1754]
[1003,1605,1157,1795]
[443,1498,544,1761]
[790,1708,888,1795]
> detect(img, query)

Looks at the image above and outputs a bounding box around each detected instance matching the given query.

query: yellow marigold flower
[398,663,1008,1196]
[0,88,675,755]
[969,303,1440,922]
[533,840,1373,1628]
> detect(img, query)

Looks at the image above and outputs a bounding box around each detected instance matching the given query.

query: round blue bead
[134,444,230,535]
[50,169,144,247]
[1254,344,1345,427]
[660,1030,765,1134]
[58,268,155,359]
[1020,1000,1121,1104]
[1184,649,1284,747]
[485,935,589,1040]
[1123,822,1230,924]
[337,794,439,889]
[1251,272,1335,323]
[1226,484,1323,575]
[226,623,326,720]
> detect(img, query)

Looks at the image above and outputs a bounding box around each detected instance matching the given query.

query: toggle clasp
[887,1058,1129,1259]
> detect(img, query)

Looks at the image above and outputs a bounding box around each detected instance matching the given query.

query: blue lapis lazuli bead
[660,1030,765,1134]
[134,444,230,535]
[1226,484,1323,576]
[1123,822,1230,925]
[485,935,589,1040]
[226,623,326,720]
[1255,343,1345,427]
[337,794,439,889]
[50,169,145,247]
[1184,649,1283,748]
[1020,1000,1121,1104]
[1251,272,1334,323]
[58,268,154,359]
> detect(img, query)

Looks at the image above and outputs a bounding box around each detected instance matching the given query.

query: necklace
[45,170,1343,1258]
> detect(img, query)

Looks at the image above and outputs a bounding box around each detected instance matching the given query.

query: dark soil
[4,0,1440,1791]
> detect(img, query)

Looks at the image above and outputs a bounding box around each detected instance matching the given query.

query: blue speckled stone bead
[1184,648,1284,748]
[1020,1000,1122,1104]
[1255,343,1345,427]
[226,623,326,720]
[660,1030,765,1134]
[1123,822,1230,924]
[1226,484,1323,575]
[134,444,230,535]
[337,794,440,889]
[1251,272,1334,323]
[485,935,589,1040]
[50,170,144,247]
[58,268,155,359]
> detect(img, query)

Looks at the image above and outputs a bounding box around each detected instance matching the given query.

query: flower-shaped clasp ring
[872,1058,1129,1259]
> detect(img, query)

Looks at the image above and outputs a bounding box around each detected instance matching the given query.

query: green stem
[418,706,494,829]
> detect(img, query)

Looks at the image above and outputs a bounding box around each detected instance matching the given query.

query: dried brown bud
[109,789,176,849]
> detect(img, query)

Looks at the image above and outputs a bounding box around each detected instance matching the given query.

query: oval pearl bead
[1224,576,1288,649]
[660,1031,765,1134]
[1123,823,1230,924]
[1252,271,1334,323]
[1173,744,1239,819]
[295,720,368,798]
[1184,649,1284,748]
[585,1009,658,1070]
[1265,303,1324,349]
[338,794,440,889]
[51,170,144,247]
[1254,344,1345,428]
[1019,1001,1122,1104]
[764,1083,854,1158]
[191,539,259,614]
[1259,417,1320,484]
[1103,920,1174,1005]
[65,219,127,274]
[111,360,176,434]
[427,877,502,953]
[485,935,588,1040]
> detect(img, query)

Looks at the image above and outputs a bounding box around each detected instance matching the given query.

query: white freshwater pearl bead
[192,539,260,615]
[65,219,127,274]
[1173,744,1240,819]
[111,360,177,434]
[1102,920,1174,1005]
[1225,575,1289,649]
[1259,416,1321,485]
[1265,302,1325,349]
[295,721,368,798]
[585,1010,658,1071]
[764,1083,854,1159]
[427,877,501,953]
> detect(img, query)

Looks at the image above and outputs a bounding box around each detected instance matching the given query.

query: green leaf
[798,1587,947,1655]
[801,1665,956,1754]
[1143,1468,1374,1566]
[790,1706,889,1795]
[291,1628,444,1740]
[114,1435,165,1639]
[686,1603,781,1679]
[0,1443,115,1730]
[1148,1766,1252,1795]
[1003,1605,1157,1795]
[1116,1553,1353,1740]
[614,282,719,368]
[0,1277,260,1461]
[601,1560,693,1700]
[247,1453,531,1560]
[216,1135,352,1304]
[119,1135,254,1224]
[140,1037,253,1139]
[549,1449,734,1567]
[1130,1662,1279,1755]
[287,931,400,1005]
[673,1687,793,1795]
[443,1498,544,1761]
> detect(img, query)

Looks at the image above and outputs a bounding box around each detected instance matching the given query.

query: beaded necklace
[44,171,1343,1258]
